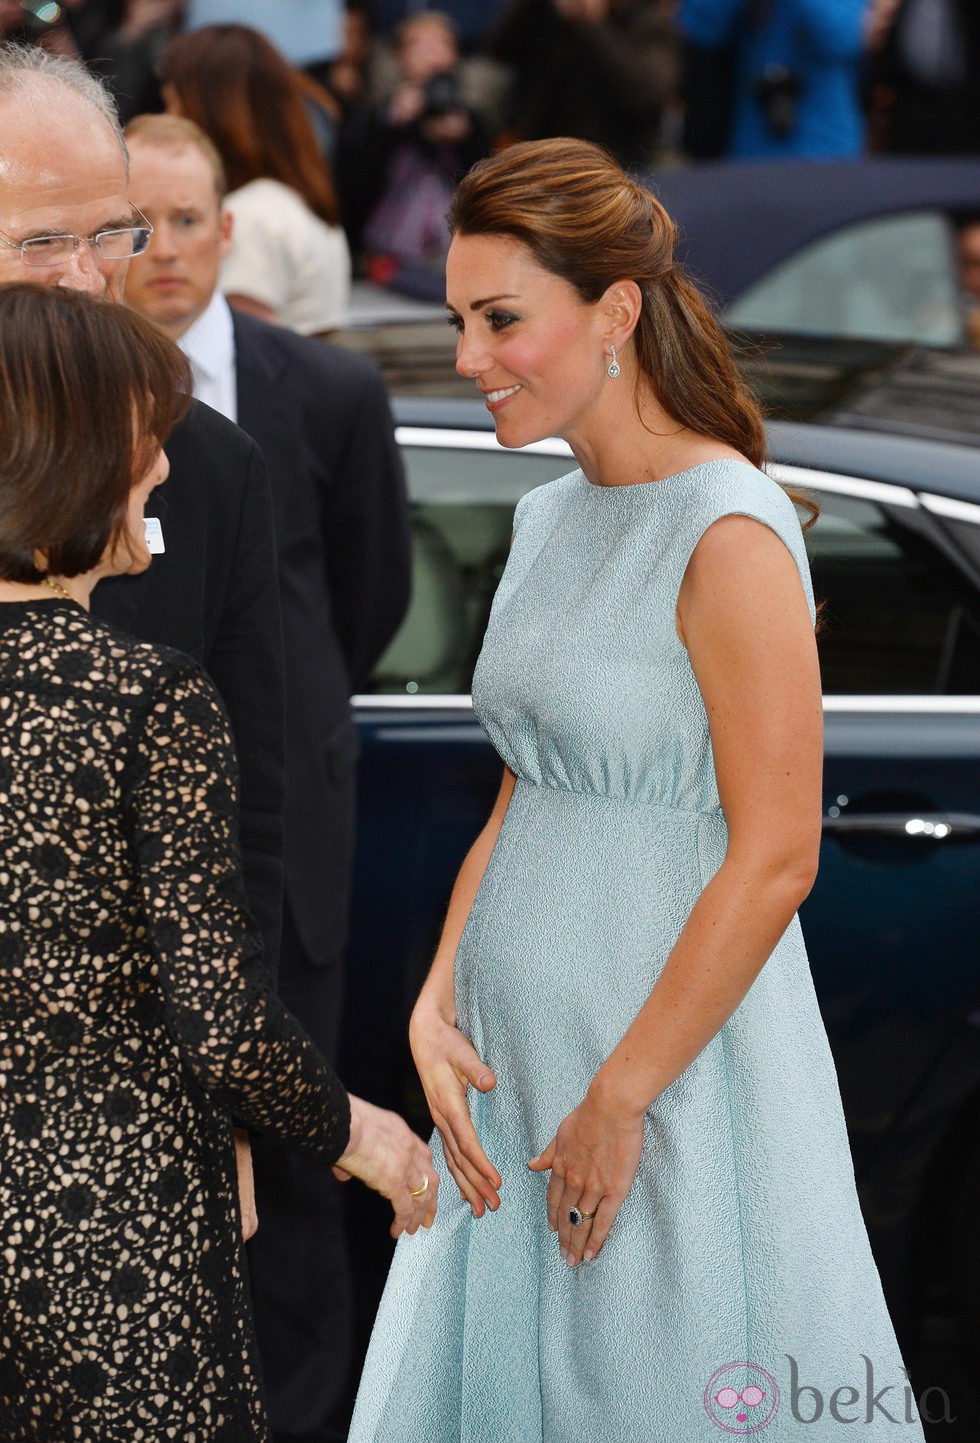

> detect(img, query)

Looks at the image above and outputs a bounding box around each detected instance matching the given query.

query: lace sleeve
[126,658,350,1162]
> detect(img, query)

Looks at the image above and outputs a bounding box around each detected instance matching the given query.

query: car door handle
[822,812,980,841]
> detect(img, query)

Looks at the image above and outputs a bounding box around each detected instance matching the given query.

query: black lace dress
[0,600,351,1441]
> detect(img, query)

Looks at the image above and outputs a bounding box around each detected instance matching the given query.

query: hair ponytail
[448,138,816,525]
[637,267,766,468]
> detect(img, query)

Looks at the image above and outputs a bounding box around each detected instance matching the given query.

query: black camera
[422,70,462,118]
[753,65,802,139]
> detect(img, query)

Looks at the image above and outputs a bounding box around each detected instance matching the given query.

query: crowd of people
[0,4,974,1443]
[1,0,977,315]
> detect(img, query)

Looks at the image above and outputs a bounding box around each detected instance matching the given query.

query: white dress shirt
[178,291,238,424]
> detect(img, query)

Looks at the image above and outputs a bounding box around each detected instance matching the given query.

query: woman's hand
[234,1128,259,1242]
[335,1095,438,1238]
[528,1090,645,1267]
[410,1001,501,1217]
[388,81,426,127]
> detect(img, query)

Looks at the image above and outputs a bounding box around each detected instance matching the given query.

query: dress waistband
[511,775,724,819]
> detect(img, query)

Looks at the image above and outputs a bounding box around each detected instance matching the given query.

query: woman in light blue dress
[351,139,922,1442]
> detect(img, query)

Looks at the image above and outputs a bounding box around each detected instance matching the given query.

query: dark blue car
[338,337,980,1434]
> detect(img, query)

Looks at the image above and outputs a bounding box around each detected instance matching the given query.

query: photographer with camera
[335,10,488,286]
[680,0,868,158]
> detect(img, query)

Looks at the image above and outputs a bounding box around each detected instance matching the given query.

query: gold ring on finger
[409,1175,429,1199]
[568,1206,596,1226]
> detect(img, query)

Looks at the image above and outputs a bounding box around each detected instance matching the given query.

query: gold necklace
[41,575,74,602]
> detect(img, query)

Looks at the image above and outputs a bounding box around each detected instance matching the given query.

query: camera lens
[423,71,461,117]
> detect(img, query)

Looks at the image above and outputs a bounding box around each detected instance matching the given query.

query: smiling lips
[482,384,523,409]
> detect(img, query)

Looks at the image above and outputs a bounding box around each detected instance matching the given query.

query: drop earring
[607,344,621,379]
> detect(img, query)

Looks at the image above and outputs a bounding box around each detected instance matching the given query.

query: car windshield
[725,211,963,348]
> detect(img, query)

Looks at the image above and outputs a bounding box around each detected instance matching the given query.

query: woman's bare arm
[410,766,517,1215]
[531,515,823,1264]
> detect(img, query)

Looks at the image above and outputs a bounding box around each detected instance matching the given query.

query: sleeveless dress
[350,461,922,1442]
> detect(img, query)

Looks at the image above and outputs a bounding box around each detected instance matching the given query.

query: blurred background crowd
[2,0,977,322]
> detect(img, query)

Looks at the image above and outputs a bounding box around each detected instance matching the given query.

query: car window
[725,211,964,348]
[368,445,980,698]
[372,443,571,695]
[806,491,980,694]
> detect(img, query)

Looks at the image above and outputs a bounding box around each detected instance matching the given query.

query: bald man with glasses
[0,45,286,985]
[0,206,152,268]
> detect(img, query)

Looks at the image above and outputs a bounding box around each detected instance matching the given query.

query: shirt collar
[179,291,235,382]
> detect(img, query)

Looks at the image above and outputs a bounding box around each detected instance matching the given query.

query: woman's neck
[0,574,93,609]
[566,384,743,489]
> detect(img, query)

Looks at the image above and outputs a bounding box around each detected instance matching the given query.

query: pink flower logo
[704,1362,780,1434]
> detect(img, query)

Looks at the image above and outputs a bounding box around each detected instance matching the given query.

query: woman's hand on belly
[410,1001,502,1217]
[528,1094,644,1267]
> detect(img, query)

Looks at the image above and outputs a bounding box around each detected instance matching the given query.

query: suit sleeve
[322,360,412,694]
[206,435,286,982]
[129,661,349,1159]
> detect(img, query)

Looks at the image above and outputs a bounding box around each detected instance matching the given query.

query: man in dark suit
[123,113,412,1443]
[0,46,285,978]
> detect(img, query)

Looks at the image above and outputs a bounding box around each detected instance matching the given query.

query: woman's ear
[602,279,643,349]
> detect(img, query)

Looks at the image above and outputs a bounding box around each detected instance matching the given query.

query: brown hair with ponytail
[448,138,816,526]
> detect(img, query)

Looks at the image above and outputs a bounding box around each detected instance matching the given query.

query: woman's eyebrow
[469,293,520,310]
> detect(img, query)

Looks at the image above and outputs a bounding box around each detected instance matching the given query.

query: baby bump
[454,782,727,1103]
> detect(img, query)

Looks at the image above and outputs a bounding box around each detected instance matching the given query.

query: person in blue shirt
[680,0,868,158]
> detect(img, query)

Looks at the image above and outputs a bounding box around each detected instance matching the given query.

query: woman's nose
[455,326,489,379]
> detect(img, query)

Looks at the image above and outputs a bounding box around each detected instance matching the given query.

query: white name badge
[144,517,165,555]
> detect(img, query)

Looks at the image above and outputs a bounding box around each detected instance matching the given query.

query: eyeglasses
[0,211,153,268]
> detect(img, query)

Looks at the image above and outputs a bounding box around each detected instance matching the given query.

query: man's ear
[218,206,233,260]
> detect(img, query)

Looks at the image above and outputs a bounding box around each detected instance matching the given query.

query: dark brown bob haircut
[160,25,340,225]
[0,283,190,583]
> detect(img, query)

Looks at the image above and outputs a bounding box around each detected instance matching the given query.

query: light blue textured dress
[350,461,922,1442]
